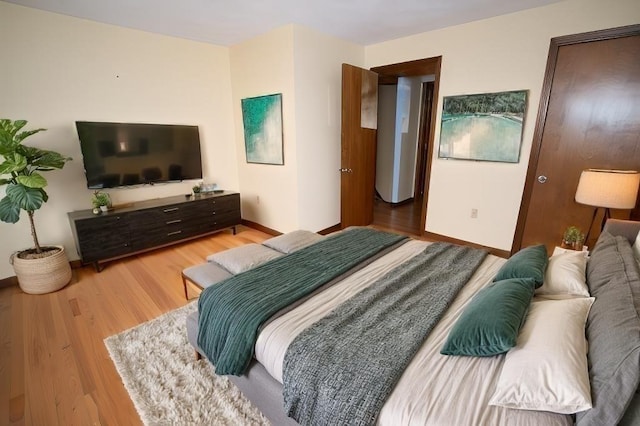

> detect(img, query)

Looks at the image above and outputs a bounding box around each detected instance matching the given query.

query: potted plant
[561,226,585,251]
[192,184,202,197]
[0,119,73,294]
[91,190,111,212]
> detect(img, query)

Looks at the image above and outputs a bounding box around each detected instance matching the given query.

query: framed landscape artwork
[241,93,284,165]
[438,90,528,163]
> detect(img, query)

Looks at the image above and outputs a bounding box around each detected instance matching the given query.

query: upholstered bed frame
[185,220,640,425]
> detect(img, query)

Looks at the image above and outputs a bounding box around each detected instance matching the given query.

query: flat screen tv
[75,121,203,189]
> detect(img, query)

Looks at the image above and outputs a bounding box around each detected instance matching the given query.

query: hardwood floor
[0,226,270,426]
[372,196,423,236]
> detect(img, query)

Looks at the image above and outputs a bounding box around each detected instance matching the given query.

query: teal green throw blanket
[197,227,407,375]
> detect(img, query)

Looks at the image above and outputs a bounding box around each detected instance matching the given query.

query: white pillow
[552,246,587,256]
[633,233,640,262]
[489,297,594,414]
[536,250,589,297]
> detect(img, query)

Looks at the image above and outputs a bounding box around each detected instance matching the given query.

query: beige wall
[292,25,364,231]
[365,0,640,250]
[230,25,363,233]
[230,25,299,232]
[0,2,236,279]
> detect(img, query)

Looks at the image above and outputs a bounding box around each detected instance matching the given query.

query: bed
[185,222,640,426]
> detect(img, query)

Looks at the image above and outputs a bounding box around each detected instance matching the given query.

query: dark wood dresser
[68,192,240,271]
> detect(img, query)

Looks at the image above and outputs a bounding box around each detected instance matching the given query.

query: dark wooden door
[340,63,379,227]
[516,27,640,253]
[415,81,434,198]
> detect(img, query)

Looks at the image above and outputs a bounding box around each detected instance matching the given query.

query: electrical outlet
[471,208,478,219]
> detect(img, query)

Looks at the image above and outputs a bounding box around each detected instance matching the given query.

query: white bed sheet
[255,240,572,425]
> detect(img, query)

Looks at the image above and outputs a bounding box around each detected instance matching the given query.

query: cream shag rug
[104,303,269,425]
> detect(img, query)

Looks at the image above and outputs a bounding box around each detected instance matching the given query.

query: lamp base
[584,207,611,244]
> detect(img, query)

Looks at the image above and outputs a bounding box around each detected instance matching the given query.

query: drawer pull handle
[167,230,182,236]
[166,219,182,225]
[163,207,179,213]
[212,212,216,215]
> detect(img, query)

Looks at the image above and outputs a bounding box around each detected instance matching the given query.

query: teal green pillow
[440,278,536,357]
[494,245,548,288]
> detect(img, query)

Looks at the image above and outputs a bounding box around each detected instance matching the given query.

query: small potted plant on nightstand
[192,184,202,198]
[561,226,585,251]
[91,190,111,213]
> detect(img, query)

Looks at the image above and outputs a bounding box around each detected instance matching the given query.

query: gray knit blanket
[282,242,488,426]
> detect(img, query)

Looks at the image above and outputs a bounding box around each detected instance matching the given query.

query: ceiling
[5,0,563,46]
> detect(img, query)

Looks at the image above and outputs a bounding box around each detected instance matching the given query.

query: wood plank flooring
[0,226,270,426]
[372,196,423,236]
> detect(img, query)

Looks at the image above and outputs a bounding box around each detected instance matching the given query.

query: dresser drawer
[74,216,132,262]
[131,220,203,250]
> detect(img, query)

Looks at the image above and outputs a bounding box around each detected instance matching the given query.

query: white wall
[377,77,424,204]
[396,76,422,202]
[229,26,298,232]
[376,85,397,202]
[293,25,364,231]
[0,2,236,279]
[365,0,640,250]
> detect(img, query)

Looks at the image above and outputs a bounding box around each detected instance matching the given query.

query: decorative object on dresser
[0,118,73,294]
[575,169,640,242]
[68,192,240,271]
[91,189,112,213]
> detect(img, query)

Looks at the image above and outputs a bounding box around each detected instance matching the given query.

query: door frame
[414,81,435,199]
[511,24,640,254]
[370,56,442,236]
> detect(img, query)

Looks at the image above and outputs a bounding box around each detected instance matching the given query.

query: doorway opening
[369,58,441,236]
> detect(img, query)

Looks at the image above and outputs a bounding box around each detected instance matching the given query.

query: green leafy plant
[562,225,585,249]
[0,119,71,253]
[192,185,201,194]
[91,190,111,208]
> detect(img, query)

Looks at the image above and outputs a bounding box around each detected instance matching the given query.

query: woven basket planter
[11,245,72,294]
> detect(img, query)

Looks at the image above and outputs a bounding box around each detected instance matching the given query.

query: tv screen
[75,121,203,189]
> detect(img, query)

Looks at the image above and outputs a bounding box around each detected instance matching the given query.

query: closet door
[514,26,640,253]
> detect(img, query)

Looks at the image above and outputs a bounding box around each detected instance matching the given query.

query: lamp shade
[575,169,640,209]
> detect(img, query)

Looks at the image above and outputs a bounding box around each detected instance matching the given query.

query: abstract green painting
[241,93,284,165]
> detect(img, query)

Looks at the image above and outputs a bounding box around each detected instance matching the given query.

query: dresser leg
[94,262,104,273]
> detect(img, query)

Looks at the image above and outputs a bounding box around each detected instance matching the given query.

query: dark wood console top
[68,191,237,220]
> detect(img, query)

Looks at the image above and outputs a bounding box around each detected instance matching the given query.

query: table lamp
[575,169,640,243]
